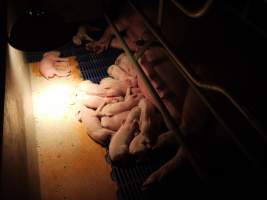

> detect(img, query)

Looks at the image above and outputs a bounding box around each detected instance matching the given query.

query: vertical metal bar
[127,0,263,165]
[157,0,164,27]
[104,14,205,179]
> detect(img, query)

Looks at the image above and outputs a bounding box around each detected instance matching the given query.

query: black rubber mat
[26,44,174,200]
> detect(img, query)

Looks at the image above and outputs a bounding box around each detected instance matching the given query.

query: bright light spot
[34,83,73,120]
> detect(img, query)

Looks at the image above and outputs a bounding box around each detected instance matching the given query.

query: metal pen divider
[104,14,205,179]
[126,1,266,169]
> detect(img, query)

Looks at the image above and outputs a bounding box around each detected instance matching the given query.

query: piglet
[115,53,137,77]
[39,51,71,79]
[129,98,160,157]
[100,77,134,97]
[107,65,137,87]
[76,91,123,109]
[85,11,154,53]
[77,105,115,146]
[42,51,68,61]
[108,106,141,162]
[99,88,143,116]
[101,111,130,131]
[77,80,124,97]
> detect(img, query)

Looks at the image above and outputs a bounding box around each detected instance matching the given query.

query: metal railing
[133,0,267,141]
[104,14,204,178]
[128,0,266,154]
[157,0,214,27]
[170,0,213,18]
[105,0,266,178]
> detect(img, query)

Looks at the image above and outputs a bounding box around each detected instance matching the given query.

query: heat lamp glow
[33,83,74,120]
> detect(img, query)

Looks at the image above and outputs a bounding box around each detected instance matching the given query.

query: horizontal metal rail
[170,0,213,18]
[104,14,205,178]
[128,0,266,166]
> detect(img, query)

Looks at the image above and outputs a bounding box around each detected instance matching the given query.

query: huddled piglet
[107,65,137,87]
[101,111,130,131]
[76,91,123,109]
[77,79,124,97]
[99,77,135,97]
[115,53,137,77]
[129,98,160,157]
[98,88,143,116]
[39,51,71,79]
[86,10,154,53]
[109,106,141,162]
[77,105,115,146]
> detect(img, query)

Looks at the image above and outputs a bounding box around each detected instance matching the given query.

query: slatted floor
[26,43,175,200]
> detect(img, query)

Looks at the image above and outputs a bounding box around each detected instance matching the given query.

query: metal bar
[104,14,205,178]
[170,0,213,18]
[128,0,265,165]
[134,41,160,60]
[158,0,164,27]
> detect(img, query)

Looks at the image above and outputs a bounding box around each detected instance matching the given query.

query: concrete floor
[30,57,117,200]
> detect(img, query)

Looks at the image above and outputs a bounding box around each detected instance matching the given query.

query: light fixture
[8,3,76,52]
